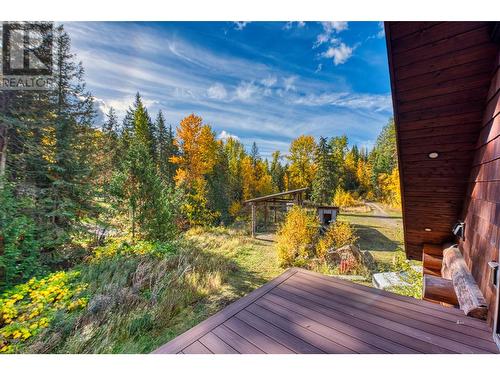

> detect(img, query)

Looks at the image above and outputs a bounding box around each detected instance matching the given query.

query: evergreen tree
[133,94,156,159]
[155,111,177,183]
[369,118,397,195]
[225,137,245,203]
[206,142,231,224]
[270,151,286,193]
[329,135,348,190]
[250,141,260,167]
[311,137,334,204]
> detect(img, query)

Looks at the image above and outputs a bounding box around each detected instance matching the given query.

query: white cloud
[283,76,297,92]
[314,21,348,48]
[234,22,250,30]
[315,63,323,73]
[322,42,353,65]
[93,95,160,124]
[235,81,259,101]
[377,22,385,38]
[312,21,354,66]
[293,92,392,112]
[207,82,228,100]
[218,130,240,141]
[261,75,277,87]
[329,21,348,33]
[367,22,385,41]
[284,21,306,30]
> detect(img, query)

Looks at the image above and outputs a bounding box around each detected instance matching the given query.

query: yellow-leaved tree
[287,135,317,190]
[378,167,401,208]
[276,206,319,267]
[241,155,273,200]
[332,186,357,208]
[356,158,374,198]
[171,114,219,225]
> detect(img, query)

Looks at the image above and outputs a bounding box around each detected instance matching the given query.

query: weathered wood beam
[423,274,459,306]
[423,252,443,273]
[441,245,488,319]
[251,203,256,238]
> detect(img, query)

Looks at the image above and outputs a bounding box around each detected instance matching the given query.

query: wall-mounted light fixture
[428,152,439,159]
[424,228,432,232]
[452,221,465,239]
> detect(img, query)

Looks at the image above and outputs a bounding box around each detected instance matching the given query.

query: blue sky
[65,21,392,157]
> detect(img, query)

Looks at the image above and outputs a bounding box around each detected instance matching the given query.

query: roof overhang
[385,22,499,260]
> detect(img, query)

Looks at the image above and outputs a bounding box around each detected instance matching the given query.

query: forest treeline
[0,25,400,289]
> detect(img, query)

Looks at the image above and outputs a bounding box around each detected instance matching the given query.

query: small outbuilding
[316,206,339,227]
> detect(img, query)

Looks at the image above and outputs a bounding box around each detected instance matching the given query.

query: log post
[263,202,268,228]
[251,203,256,238]
[423,274,459,306]
[423,253,443,273]
[442,245,488,319]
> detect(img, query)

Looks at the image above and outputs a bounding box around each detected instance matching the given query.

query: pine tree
[311,137,334,204]
[270,151,286,193]
[369,118,397,196]
[155,111,177,184]
[206,141,231,224]
[250,141,260,167]
[133,94,156,159]
[329,135,348,190]
[225,137,245,203]
[1,25,97,255]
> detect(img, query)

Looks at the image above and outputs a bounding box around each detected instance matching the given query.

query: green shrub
[0,271,88,353]
[0,182,44,289]
[387,250,423,299]
[276,207,319,267]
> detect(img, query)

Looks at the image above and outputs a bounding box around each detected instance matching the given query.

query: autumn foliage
[276,207,319,267]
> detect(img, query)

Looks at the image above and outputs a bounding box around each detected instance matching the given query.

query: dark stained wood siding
[153,268,498,354]
[460,51,500,325]
[386,22,499,260]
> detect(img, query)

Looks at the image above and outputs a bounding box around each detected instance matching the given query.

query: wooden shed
[154,22,500,354]
[316,206,339,227]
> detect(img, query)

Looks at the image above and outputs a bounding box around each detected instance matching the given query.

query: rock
[326,244,372,273]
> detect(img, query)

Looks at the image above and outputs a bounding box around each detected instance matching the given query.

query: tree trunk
[0,123,7,186]
[442,245,488,319]
[423,274,459,306]
[251,203,256,237]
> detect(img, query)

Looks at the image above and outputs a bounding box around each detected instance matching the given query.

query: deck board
[153,268,498,354]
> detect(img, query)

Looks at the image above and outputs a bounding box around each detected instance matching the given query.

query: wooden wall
[460,50,500,324]
[386,22,499,260]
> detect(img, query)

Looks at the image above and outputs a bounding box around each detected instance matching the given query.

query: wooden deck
[153,268,499,354]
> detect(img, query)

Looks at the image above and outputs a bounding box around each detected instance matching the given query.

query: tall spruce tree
[270,151,286,193]
[155,111,177,184]
[329,135,348,190]
[311,137,334,204]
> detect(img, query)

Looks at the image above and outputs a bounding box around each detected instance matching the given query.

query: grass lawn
[338,207,404,271]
